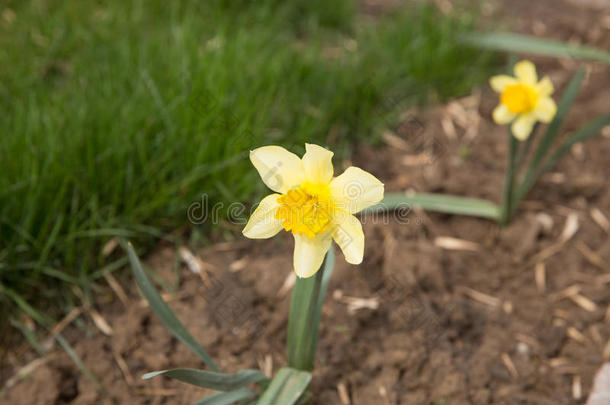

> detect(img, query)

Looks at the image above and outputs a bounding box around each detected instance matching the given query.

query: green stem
[500,131,518,226]
[286,248,334,371]
[514,123,538,174]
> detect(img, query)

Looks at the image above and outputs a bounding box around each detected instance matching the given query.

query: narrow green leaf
[538,114,610,179]
[514,69,585,206]
[529,68,585,170]
[10,319,45,356]
[2,286,51,326]
[142,368,268,391]
[514,115,610,212]
[124,241,219,371]
[54,333,104,393]
[37,214,64,270]
[257,368,312,405]
[192,388,257,405]
[365,193,501,220]
[462,32,610,65]
[286,248,334,371]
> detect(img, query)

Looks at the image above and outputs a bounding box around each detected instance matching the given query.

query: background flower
[490,60,557,140]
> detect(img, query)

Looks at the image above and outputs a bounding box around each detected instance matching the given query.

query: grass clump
[0,0,495,319]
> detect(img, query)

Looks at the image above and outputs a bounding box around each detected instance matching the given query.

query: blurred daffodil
[490,60,557,141]
[243,144,384,278]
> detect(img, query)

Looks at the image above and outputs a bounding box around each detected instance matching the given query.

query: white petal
[511,113,536,141]
[534,97,557,123]
[250,146,303,193]
[492,104,516,124]
[329,167,384,214]
[302,143,334,184]
[293,233,332,278]
[242,194,283,239]
[489,75,517,93]
[514,60,537,85]
[331,212,364,265]
[536,76,554,97]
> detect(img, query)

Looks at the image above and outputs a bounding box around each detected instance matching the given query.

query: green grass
[0,0,495,322]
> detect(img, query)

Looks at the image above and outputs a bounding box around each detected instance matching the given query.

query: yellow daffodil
[243,144,384,278]
[490,60,557,141]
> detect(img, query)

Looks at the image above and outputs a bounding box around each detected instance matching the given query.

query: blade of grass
[462,32,610,64]
[54,333,104,393]
[257,368,311,405]
[36,214,64,272]
[365,193,501,220]
[142,368,268,391]
[2,286,51,327]
[10,319,45,356]
[193,387,258,405]
[2,1,497,326]
[124,241,219,371]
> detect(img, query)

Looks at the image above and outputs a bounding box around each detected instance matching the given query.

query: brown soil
[3,0,610,404]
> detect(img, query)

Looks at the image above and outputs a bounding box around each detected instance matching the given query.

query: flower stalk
[500,132,518,226]
[286,248,334,371]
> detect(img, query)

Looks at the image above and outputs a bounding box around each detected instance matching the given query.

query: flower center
[501,83,538,114]
[275,183,333,238]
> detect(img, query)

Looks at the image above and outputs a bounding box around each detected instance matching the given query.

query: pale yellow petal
[329,167,384,214]
[331,212,364,265]
[514,60,537,85]
[492,104,517,124]
[302,143,334,184]
[242,194,283,239]
[293,233,332,278]
[250,146,303,193]
[511,113,536,141]
[489,75,517,93]
[534,97,557,123]
[536,76,554,97]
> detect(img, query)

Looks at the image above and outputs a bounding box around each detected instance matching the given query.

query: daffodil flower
[490,60,557,141]
[243,144,384,278]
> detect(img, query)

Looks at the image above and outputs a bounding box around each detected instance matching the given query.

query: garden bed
[2,0,610,403]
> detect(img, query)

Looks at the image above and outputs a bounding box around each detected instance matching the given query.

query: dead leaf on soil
[179,246,216,274]
[502,353,519,379]
[381,131,409,151]
[567,327,587,344]
[535,263,546,293]
[573,375,582,400]
[460,287,501,307]
[560,212,579,244]
[3,357,48,390]
[334,293,380,313]
[89,309,113,336]
[277,272,296,298]
[102,237,119,257]
[576,241,606,270]
[590,208,610,234]
[434,236,480,252]
[337,382,351,405]
[550,284,581,301]
[569,294,598,312]
[103,271,129,307]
